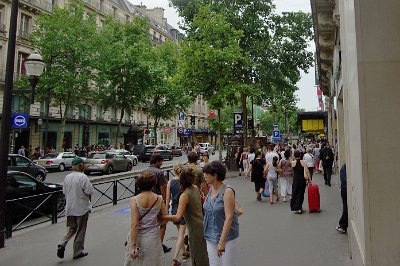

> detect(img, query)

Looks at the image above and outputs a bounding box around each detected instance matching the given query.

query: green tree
[170,1,314,145]
[146,41,192,144]
[31,2,99,151]
[176,5,245,159]
[96,17,154,147]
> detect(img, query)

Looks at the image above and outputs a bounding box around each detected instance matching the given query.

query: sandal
[182,251,190,260]
[172,259,181,266]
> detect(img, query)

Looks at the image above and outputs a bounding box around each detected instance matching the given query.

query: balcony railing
[18,30,30,40]
[96,116,105,122]
[0,23,6,33]
[20,0,53,13]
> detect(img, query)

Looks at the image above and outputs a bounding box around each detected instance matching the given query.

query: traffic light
[190,115,195,126]
[248,118,254,129]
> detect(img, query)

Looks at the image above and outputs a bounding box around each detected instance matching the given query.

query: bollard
[113,181,118,205]
[51,193,58,224]
[5,204,12,239]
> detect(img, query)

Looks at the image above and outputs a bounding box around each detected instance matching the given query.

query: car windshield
[199,144,207,147]
[42,153,59,159]
[89,153,106,159]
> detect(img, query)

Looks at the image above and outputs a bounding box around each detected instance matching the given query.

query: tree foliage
[31,1,99,150]
[146,41,193,144]
[96,17,154,146]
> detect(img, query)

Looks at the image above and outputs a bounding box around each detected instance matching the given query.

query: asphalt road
[45,152,223,185]
[0,171,351,266]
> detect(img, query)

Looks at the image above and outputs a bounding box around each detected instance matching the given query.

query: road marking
[115,207,131,215]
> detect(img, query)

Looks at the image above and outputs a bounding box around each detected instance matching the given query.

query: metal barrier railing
[5,190,62,238]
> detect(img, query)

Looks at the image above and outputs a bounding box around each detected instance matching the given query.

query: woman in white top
[265,156,279,204]
[303,148,315,180]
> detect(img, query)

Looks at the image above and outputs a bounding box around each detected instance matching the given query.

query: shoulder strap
[138,197,159,221]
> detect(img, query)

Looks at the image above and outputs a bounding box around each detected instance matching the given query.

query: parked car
[106,149,138,166]
[199,143,216,155]
[6,171,65,220]
[132,145,145,160]
[8,154,47,182]
[140,145,173,163]
[84,152,132,175]
[170,145,183,157]
[33,152,79,172]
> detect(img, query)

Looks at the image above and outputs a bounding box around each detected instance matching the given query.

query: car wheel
[106,165,113,175]
[59,163,65,172]
[57,193,66,212]
[133,159,138,166]
[35,172,45,182]
[127,163,132,171]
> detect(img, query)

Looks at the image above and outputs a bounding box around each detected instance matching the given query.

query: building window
[19,13,31,39]
[111,107,117,121]
[96,106,103,119]
[79,104,92,120]
[66,105,74,118]
[126,14,129,21]
[16,52,29,76]
[112,6,117,17]
[99,19,105,28]
[0,5,6,32]
[12,95,30,114]
[40,100,48,116]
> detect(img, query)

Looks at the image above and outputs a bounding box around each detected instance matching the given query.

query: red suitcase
[308,182,320,213]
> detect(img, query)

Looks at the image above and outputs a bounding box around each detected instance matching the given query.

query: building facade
[312,1,400,265]
[0,0,211,154]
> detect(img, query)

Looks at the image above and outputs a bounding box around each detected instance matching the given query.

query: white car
[199,143,216,155]
[34,152,80,172]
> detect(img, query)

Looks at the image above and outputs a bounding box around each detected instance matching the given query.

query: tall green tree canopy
[96,17,154,146]
[31,1,99,150]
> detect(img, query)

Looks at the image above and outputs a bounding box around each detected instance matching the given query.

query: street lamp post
[37,118,43,152]
[0,47,44,248]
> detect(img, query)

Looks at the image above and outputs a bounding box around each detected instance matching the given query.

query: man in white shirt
[18,146,25,157]
[57,157,93,260]
[265,144,279,165]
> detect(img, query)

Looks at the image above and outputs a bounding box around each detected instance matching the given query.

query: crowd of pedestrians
[55,140,345,265]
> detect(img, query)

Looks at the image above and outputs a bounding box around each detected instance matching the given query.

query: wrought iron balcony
[20,0,53,13]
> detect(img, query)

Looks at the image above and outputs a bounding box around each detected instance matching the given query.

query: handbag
[227,186,244,217]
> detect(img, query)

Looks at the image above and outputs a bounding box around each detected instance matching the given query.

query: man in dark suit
[320,142,334,186]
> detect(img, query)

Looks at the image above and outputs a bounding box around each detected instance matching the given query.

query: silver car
[105,149,138,166]
[84,152,132,175]
[199,143,216,155]
[33,152,78,172]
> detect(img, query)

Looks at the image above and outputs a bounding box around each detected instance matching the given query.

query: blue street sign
[234,112,243,129]
[273,130,280,138]
[12,114,29,129]
[178,112,184,121]
[273,123,279,130]
[183,128,191,137]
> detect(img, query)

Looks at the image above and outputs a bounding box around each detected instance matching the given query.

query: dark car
[6,171,65,220]
[140,145,173,163]
[8,154,47,181]
[170,145,183,157]
[133,145,145,160]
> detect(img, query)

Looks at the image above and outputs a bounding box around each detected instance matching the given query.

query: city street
[0,171,350,266]
[45,152,222,185]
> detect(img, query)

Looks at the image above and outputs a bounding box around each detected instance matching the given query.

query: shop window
[98,132,109,145]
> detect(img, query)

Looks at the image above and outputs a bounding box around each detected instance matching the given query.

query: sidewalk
[0,171,351,266]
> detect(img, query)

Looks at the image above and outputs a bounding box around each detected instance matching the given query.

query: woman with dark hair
[203,161,239,266]
[161,168,209,266]
[124,172,168,266]
[278,149,293,202]
[245,151,267,201]
[235,147,244,176]
[290,150,311,214]
[265,155,279,204]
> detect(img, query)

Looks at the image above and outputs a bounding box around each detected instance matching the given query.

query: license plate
[38,161,45,165]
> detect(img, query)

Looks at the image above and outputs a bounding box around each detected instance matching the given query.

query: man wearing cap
[57,157,93,260]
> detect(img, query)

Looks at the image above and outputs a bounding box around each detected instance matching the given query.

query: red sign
[209,111,215,119]
[144,129,150,135]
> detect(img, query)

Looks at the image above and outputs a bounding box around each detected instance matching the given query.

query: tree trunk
[153,118,159,145]
[217,109,223,161]
[241,93,248,147]
[115,108,125,148]
[57,104,67,152]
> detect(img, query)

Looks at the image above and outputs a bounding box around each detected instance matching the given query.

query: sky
[128,0,317,111]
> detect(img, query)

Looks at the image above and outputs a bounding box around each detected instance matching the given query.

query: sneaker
[336,226,347,234]
[163,244,172,253]
[283,197,287,202]
[57,245,65,259]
